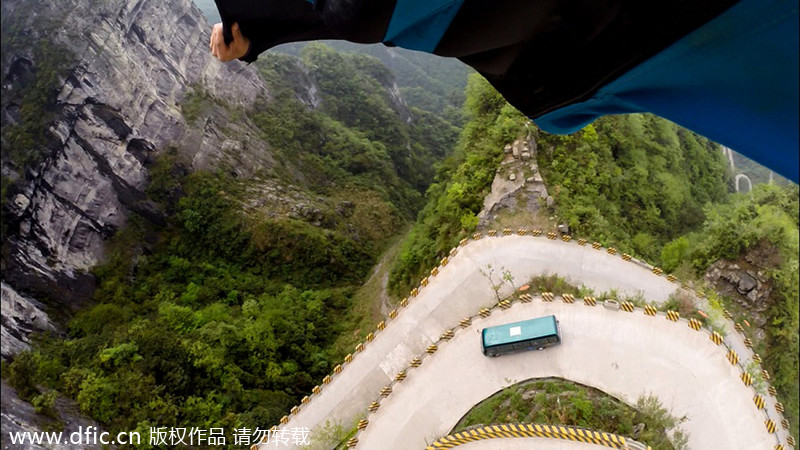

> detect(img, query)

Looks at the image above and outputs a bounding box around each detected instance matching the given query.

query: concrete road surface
[356,301,774,449]
[268,236,782,449]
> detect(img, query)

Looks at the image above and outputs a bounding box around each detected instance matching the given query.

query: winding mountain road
[261,235,786,449]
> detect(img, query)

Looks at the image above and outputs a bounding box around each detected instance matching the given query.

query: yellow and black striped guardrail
[425,423,647,450]
[762,369,770,380]
[357,419,368,430]
[775,402,784,413]
[743,337,753,348]
[786,434,794,445]
[561,234,572,242]
[766,419,777,433]
[727,349,739,365]
[754,395,766,410]
[735,322,744,333]
[347,437,358,448]
[394,371,407,382]
[769,386,777,396]
[741,371,753,386]
[782,420,790,430]
[441,329,455,340]
[290,230,790,449]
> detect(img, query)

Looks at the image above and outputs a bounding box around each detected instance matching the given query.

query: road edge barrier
[264,231,793,449]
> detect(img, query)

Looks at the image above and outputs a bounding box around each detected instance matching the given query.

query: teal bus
[481,315,561,357]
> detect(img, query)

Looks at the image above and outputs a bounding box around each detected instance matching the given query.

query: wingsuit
[214,0,799,182]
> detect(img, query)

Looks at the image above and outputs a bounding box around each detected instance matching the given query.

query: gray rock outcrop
[477,133,548,228]
[1,0,270,354]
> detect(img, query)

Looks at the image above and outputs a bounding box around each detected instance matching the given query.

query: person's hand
[209,22,250,62]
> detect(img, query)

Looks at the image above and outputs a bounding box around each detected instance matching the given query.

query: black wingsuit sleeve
[213,0,395,63]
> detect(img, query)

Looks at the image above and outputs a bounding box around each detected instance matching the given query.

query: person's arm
[209,22,250,62]
[211,0,335,63]
[210,0,394,63]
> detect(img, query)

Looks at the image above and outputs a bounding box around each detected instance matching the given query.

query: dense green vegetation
[534,113,730,263]
[253,44,459,214]
[663,184,799,436]
[389,74,528,294]
[389,74,731,293]
[3,168,365,437]
[455,378,687,450]
[274,41,470,120]
[2,44,459,446]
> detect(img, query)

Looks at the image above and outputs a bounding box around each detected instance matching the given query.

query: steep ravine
[1,0,269,355]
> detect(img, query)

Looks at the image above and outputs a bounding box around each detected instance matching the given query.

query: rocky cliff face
[1,0,270,356]
[477,132,549,229]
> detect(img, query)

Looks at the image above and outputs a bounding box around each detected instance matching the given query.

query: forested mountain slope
[388,73,798,437]
[2,0,458,438]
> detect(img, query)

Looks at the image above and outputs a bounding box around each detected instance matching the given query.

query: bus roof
[482,315,558,347]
